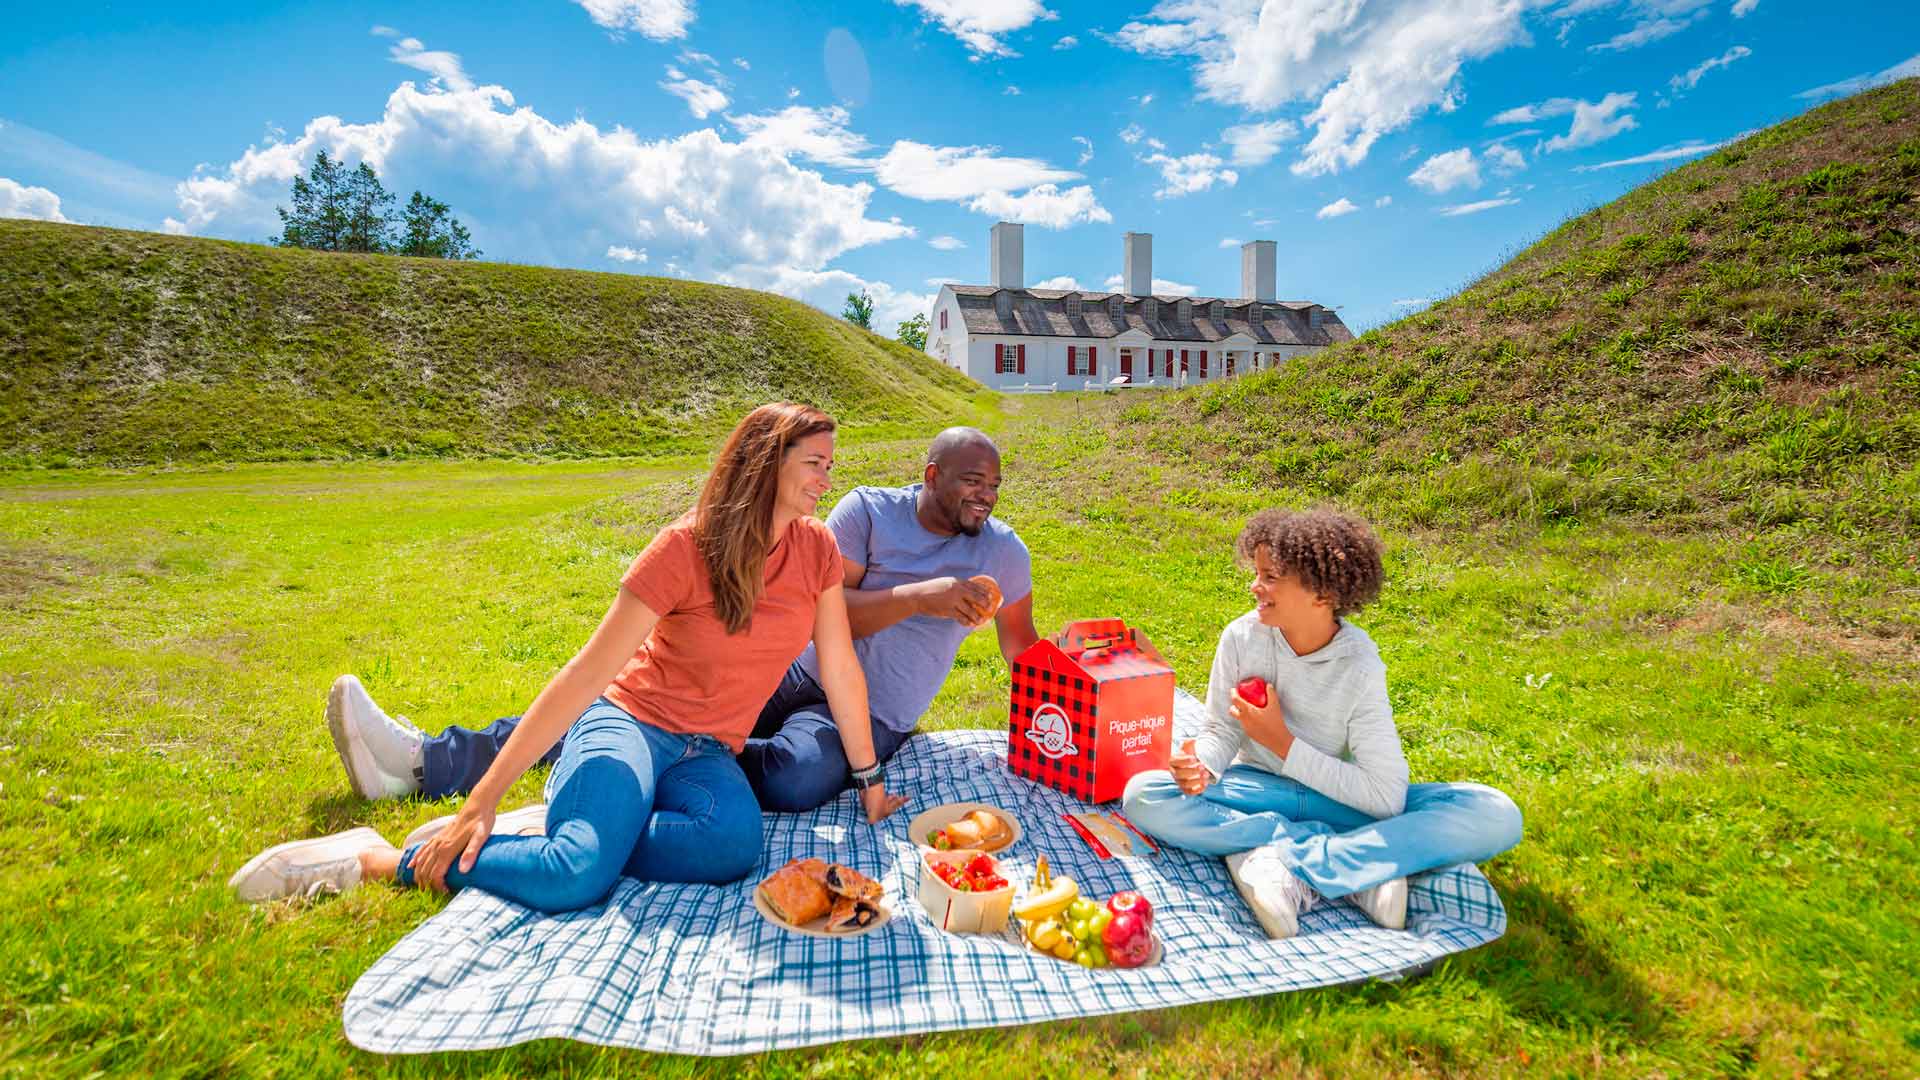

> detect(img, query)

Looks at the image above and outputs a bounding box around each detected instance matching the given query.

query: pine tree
[396,191,481,259]
[275,150,351,251]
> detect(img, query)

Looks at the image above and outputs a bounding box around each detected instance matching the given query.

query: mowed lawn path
[2,399,1915,1078]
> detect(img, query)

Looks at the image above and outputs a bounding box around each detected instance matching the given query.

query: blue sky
[3,1,1916,332]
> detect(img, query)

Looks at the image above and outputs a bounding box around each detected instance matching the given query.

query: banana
[1026,917,1063,950]
[1012,877,1079,922]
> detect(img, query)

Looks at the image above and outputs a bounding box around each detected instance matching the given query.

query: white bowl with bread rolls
[908,802,1021,854]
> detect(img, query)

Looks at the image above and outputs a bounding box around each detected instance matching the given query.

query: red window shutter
[1180,349,1189,373]
[1017,343,1026,374]
[1200,350,1208,377]
[1121,350,1132,376]
[1089,346,1097,377]
[1227,353,1235,376]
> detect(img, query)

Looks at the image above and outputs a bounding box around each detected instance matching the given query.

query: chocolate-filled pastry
[758,859,831,925]
[824,896,882,933]
[824,863,883,902]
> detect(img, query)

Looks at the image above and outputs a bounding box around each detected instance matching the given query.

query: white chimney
[1124,232,1152,296]
[1241,240,1276,302]
[990,221,1024,289]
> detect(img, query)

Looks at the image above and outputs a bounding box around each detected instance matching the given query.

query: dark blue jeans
[398,699,762,911]
[417,661,914,812]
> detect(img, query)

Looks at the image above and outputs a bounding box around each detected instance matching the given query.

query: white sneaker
[401,803,548,851]
[228,826,396,903]
[1346,877,1409,930]
[326,674,423,800]
[1224,844,1318,939]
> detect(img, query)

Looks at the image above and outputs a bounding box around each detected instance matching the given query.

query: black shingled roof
[945,285,1351,346]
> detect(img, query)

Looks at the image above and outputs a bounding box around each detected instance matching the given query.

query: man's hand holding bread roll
[911,574,1001,628]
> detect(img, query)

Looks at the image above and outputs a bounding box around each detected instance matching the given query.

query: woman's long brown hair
[695,402,837,634]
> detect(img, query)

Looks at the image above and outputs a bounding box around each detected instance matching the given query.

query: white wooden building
[926,224,1352,391]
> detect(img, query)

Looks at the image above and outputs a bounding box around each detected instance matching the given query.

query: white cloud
[722,264,933,331]
[1439,196,1518,215]
[573,0,695,41]
[966,183,1111,227]
[1795,52,1920,101]
[1408,147,1480,193]
[1316,197,1359,219]
[929,234,966,250]
[1112,0,1530,176]
[606,244,648,262]
[1374,194,1392,207]
[1032,274,1084,290]
[1485,142,1526,173]
[872,141,1077,201]
[166,77,912,291]
[1218,236,1242,248]
[1220,118,1298,167]
[1574,138,1727,170]
[1103,273,1197,295]
[1072,135,1093,165]
[728,105,869,167]
[1134,93,1155,106]
[660,66,730,118]
[1054,35,1080,49]
[1489,98,1577,125]
[1731,0,1757,15]
[0,177,69,222]
[1004,85,1022,96]
[733,56,751,69]
[1118,123,1146,145]
[679,49,718,68]
[1542,92,1638,152]
[1673,45,1751,90]
[386,34,473,91]
[1142,151,1236,198]
[787,86,801,99]
[894,0,1057,58]
[1591,17,1693,52]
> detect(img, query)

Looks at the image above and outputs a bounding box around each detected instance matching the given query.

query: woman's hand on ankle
[412,800,498,892]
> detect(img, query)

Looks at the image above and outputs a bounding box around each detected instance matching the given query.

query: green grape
[1074,949,1098,968]
[1069,918,1091,942]
[1090,909,1113,936]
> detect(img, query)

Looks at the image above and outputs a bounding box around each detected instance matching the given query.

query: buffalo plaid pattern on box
[341,691,1509,1057]
[1007,658,1099,800]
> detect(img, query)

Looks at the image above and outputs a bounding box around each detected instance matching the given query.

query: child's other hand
[1230,685,1295,758]
[1169,738,1215,795]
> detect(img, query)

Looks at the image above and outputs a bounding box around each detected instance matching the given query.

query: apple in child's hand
[1101,909,1155,968]
[1235,677,1270,709]
[1107,890,1153,930]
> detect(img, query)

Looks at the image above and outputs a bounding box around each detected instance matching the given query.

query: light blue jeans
[1121,765,1522,899]
[398,699,763,912]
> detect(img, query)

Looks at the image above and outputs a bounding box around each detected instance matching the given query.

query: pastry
[944,818,986,848]
[824,895,882,933]
[758,859,830,925]
[825,863,883,902]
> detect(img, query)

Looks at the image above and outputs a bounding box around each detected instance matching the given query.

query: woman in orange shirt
[230,403,907,910]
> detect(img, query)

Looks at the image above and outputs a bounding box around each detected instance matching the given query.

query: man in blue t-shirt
[321,427,1041,815]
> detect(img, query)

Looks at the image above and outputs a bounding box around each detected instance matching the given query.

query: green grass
[0,222,989,464]
[2,399,1916,1077]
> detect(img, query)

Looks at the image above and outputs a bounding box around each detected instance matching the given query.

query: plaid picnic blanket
[343,692,1507,1055]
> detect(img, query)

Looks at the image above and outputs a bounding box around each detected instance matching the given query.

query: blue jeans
[736,662,915,812]
[417,662,914,813]
[398,699,762,912]
[1121,765,1522,899]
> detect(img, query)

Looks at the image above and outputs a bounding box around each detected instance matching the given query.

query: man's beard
[947,495,984,536]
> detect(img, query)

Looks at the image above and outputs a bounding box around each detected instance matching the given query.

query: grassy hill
[1115,79,1919,633]
[0,222,988,463]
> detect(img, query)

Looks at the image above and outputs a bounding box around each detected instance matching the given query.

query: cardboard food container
[917,850,1014,934]
[1008,618,1175,803]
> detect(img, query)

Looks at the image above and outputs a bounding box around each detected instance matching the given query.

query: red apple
[1107,890,1153,930]
[1101,909,1155,968]
[1235,676,1269,709]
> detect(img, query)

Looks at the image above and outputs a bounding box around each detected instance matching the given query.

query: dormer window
[1065,293,1082,319]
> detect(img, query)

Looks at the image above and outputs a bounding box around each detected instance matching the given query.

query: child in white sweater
[1122,509,1522,938]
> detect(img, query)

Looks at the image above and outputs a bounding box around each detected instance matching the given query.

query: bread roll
[967,575,1003,629]
[758,859,830,924]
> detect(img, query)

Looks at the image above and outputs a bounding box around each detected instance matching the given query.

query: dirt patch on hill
[0,543,98,606]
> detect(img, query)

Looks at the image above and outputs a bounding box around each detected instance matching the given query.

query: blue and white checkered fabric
[343,692,1506,1055]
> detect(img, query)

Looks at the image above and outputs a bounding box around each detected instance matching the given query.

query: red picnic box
[1007,618,1176,803]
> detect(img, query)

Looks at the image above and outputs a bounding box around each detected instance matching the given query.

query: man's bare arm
[841,558,1002,640]
[994,592,1040,669]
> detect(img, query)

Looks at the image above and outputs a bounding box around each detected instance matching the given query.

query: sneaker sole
[402,803,548,851]
[327,676,391,801]
[228,827,393,903]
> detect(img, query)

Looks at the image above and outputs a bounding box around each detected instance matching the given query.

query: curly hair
[1235,508,1386,617]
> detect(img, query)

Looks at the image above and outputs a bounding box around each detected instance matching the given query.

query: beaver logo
[1025,703,1077,760]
